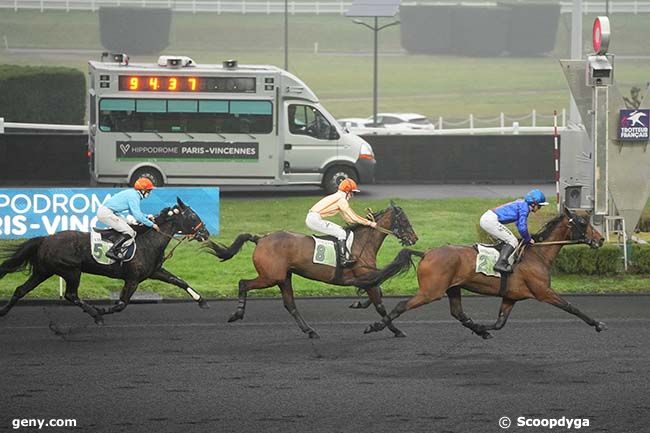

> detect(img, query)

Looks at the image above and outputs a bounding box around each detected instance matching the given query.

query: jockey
[479,188,548,273]
[96,177,160,261]
[306,178,377,267]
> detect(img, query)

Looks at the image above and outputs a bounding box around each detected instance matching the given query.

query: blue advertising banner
[619,109,650,141]
[0,188,219,239]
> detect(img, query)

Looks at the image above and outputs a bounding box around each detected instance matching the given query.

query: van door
[283,102,339,181]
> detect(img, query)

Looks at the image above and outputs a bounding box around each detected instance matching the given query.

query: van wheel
[322,166,357,194]
[130,167,164,187]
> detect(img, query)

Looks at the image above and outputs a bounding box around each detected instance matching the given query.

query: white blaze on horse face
[186,287,201,301]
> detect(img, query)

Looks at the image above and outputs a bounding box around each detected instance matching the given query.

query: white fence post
[500,112,505,134]
[469,113,474,133]
[438,116,443,130]
[562,108,567,127]
[532,109,536,127]
[0,117,4,134]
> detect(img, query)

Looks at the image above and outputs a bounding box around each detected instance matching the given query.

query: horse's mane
[345,207,389,231]
[533,214,566,242]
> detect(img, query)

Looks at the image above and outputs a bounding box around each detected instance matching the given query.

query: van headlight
[359,141,374,160]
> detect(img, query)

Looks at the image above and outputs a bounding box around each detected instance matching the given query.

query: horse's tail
[353,248,425,289]
[0,237,44,278]
[203,233,260,261]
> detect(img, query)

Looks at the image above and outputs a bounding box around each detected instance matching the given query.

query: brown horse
[356,208,606,339]
[204,202,418,338]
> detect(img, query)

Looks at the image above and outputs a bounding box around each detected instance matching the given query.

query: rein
[532,240,584,246]
[154,215,205,262]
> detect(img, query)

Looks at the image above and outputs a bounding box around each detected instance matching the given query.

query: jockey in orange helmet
[96,177,159,261]
[306,178,377,267]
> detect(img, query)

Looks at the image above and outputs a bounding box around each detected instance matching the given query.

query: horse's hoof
[349,301,364,309]
[364,323,381,334]
[0,309,7,317]
[393,330,407,338]
[198,299,210,310]
[595,321,607,332]
[481,332,493,339]
[227,311,243,323]
[308,330,320,339]
[94,316,105,326]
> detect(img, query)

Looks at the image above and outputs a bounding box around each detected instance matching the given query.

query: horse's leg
[447,287,493,339]
[365,289,443,334]
[349,288,374,309]
[228,276,277,323]
[279,274,319,339]
[365,286,406,338]
[98,281,139,317]
[149,268,209,309]
[0,272,50,317]
[538,289,606,332]
[61,270,104,325]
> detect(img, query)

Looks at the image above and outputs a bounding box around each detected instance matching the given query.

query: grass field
[0,195,648,301]
[1,10,649,121]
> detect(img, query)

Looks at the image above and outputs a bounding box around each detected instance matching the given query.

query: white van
[87,54,375,193]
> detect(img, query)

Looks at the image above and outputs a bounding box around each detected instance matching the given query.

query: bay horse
[204,202,418,338]
[356,208,606,339]
[0,198,210,324]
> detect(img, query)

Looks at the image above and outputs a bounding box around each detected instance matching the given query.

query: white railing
[1,0,649,14]
[350,109,567,136]
[0,118,88,133]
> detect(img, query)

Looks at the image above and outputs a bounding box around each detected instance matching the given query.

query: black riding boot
[337,240,355,268]
[106,235,131,261]
[493,244,515,273]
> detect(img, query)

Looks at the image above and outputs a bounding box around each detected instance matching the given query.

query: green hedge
[553,244,650,275]
[0,65,85,124]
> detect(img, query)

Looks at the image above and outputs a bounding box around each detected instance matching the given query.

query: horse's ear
[563,206,572,218]
[390,200,396,208]
[177,197,187,209]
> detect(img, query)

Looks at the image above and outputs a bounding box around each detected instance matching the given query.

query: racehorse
[356,208,606,339]
[204,202,418,338]
[0,198,210,324]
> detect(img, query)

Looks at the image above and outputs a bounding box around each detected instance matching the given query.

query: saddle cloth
[475,244,514,278]
[90,231,136,265]
[312,232,354,267]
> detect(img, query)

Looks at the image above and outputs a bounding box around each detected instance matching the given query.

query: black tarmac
[0,295,648,433]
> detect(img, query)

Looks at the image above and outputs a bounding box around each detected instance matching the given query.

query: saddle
[473,241,525,297]
[91,228,137,265]
[311,231,354,269]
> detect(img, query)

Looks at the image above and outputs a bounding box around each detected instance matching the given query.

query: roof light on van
[102,52,129,65]
[223,59,238,69]
[158,56,195,68]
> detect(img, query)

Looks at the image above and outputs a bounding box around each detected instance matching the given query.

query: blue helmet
[524,189,549,206]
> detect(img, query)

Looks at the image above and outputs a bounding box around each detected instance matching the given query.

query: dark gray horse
[0,198,209,324]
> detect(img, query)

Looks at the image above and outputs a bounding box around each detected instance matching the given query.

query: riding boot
[337,240,355,268]
[106,234,131,261]
[493,244,515,273]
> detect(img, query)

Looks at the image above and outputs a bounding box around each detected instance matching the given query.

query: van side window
[98,98,272,134]
[288,104,334,140]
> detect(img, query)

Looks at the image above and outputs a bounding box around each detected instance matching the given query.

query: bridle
[532,214,594,247]
[154,206,206,261]
[366,206,414,245]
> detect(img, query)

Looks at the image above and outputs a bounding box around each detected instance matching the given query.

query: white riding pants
[479,210,518,248]
[305,212,346,240]
[97,205,137,239]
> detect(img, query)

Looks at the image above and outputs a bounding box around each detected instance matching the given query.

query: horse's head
[564,207,603,249]
[373,201,418,246]
[157,197,210,241]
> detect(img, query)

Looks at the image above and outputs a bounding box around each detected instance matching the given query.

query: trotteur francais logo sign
[618,109,650,141]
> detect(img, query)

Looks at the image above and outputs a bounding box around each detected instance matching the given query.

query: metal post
[284,0,289,71]
[569,0,583,124]
[373,17,378,125]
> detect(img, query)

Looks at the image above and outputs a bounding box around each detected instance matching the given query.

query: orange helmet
[133,177,155,191]
[338,178,360,194]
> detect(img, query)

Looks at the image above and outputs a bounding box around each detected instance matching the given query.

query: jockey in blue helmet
[479,189,549,273]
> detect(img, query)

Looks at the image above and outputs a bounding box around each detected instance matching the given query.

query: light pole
[352,18,400,125]
[284,0,289,70]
